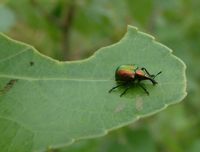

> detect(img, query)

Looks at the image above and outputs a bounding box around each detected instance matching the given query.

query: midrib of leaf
[0,75,111,81]
[0,74,186,85]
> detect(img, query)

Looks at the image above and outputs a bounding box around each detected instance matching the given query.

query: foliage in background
[0,0,200,152]
[0,4,15,32]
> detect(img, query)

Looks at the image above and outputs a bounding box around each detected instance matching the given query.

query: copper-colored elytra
[118,70,135,78]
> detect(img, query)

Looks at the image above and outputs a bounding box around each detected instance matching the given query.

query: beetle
[109,64,162,96]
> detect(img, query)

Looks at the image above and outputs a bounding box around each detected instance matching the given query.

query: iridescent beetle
[109,64,162,96]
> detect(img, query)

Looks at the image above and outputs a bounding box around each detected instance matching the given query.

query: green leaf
[0,26,186,152]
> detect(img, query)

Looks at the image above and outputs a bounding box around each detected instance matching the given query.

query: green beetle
[109,64,162,96]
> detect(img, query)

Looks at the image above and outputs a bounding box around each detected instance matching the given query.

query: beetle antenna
[153,71,162,79]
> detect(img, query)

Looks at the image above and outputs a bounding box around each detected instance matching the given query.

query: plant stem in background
[60,2,76,61]
[30,0,76,60]
[30,0,60,28]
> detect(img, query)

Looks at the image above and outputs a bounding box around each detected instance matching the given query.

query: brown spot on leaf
[0,79,18,95]
[30,61,34,66]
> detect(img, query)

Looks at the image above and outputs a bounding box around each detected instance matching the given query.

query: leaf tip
[127,25,155,41]
[127,25,138,32]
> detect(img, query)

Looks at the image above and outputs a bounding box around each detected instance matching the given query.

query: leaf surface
[0,26,186,152]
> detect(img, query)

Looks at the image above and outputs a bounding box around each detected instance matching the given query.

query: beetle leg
[147,71,162,85]
[148,78,157,85]
[153,71,162,79]
[120,85,131,97]
[138,77,156,85]
[138,83,149,95]
[141,68,162,80]
[108,84,124,93]
[141,67,154,77]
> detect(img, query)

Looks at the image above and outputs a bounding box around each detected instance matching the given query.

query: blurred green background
[0,0,200,152]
